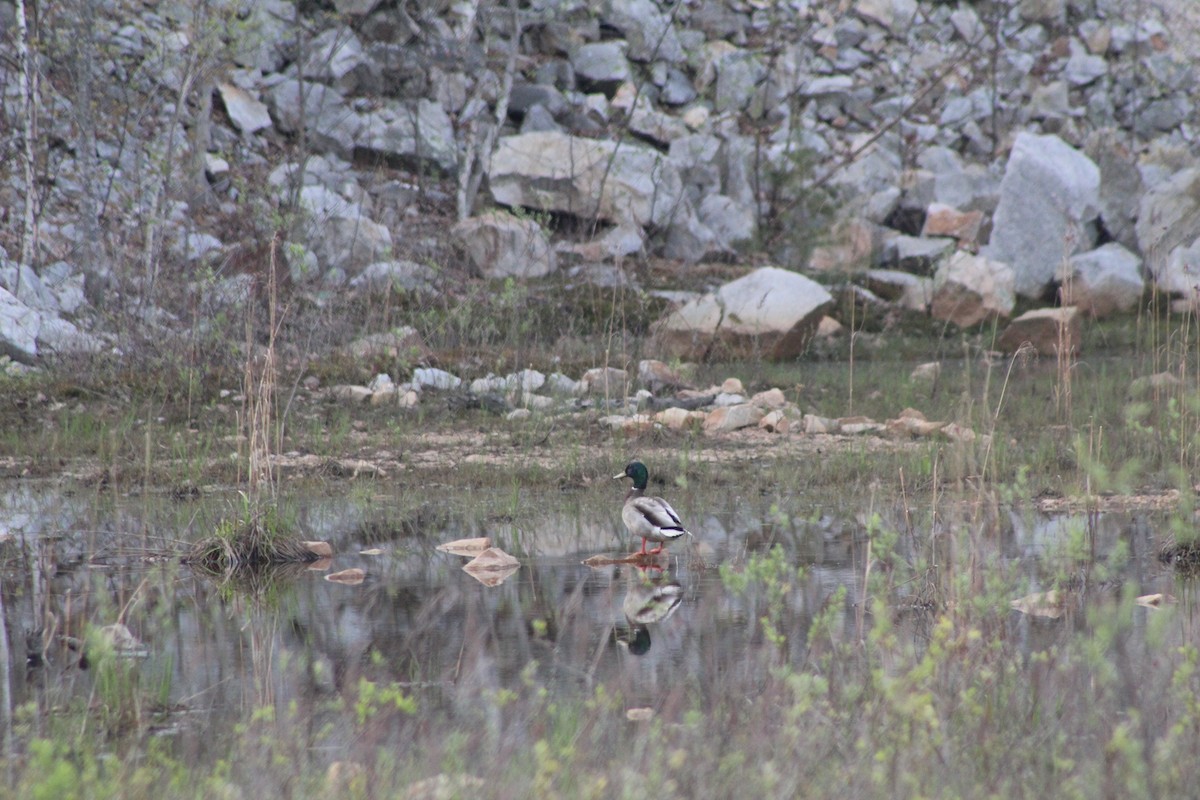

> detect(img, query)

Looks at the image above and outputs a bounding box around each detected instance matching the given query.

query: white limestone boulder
[652,267,833,360]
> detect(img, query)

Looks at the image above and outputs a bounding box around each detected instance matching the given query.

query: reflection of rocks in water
[615,567,683,656]
[1160,535,1200,575]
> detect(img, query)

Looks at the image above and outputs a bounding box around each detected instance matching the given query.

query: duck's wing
[630,496,689,534]
[625,582,684,625]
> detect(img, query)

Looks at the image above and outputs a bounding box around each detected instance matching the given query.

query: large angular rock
[653,267,833,360]
[663,207,720,263]
[714,51,767,115]
[603,0,685,63]
[669,133,723,201]
[808,220,877,272]
[930,251,1016,327]
[698,195,755,251]
[1085,129,1143,251]
[0,287,40,362]
[301,27,377,94]
[298,184,364,220]
[884,235,955,275]
[1017,0,1065,24]
[571,41,632,88]
[40,262,87,315]
[1136,168,1200,298]
[704,403,764,434]
[856,0,919,32]
[217,83,272,133]
[0,287,99,363]
[235,0,294,72]
[916,146,1000,213]
[36,316,102,358]
[0,261,58,311]
[453,211,557,279]
[637,359,691,393]
[984,133,1100,299]
[611,84,689,145]
[490,132,686,230]
[580,367,629,396]
[1058,243,1143,317]
[310,215,393,276]
[344,327,431,365]
[922,204,983,244]
[1063,39,1107,86]
[357,98,457,173]
[349,260,438,295]
[267,79,361,157]
[864,269,933,312]
[1158,241,1200,301]
[996,307,1081,356]
[333,0,381,13]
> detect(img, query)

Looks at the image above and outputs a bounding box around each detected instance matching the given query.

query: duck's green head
[614,460,649,490]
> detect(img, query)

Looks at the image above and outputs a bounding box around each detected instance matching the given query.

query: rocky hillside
[0,0,1198,370]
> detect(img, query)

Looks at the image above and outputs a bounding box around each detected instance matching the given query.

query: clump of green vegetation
[184,507,316,572]
[184,240,320,575]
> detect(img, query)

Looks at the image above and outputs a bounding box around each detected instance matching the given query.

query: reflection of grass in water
[14,498,1200,798]
[186,559,316,602]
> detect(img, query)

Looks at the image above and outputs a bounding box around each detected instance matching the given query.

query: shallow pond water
[1,477,1196,796]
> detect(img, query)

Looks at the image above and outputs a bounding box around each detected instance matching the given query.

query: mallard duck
[613,461,692,555]
[618,568,684,655]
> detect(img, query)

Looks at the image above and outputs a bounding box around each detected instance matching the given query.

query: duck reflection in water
[615,565,683,656]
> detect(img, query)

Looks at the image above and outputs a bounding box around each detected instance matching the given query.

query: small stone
[720,377,745,394]
[816,316,844,337]
[217,82,273,133]
[471,375,507,394]
[941,422,976,443]
[864,270,933,312]
[505,369,546,393]
[703,404,764,433]
[803,414,839,434]
[344,327,431,364]
[507,408,532,421]
[681,105,709,130]
[369,384,397,406]
[996,307,1082,356]
[518,393,555,410]
[367,373,393,392]
[921,203,984,243]
[759,410,789,433]
[638,359,690,393]
[839,417,885,435]
[545,372,583,395]
[887,415,946,437]
[413,367,462,390]
[654,406,704,430]
[329,385,373,403]
[1058,243,1144,317]
[750,388,787,409]
[713,392,747,407]
[599,414,654,432]
[930,251,1017,328]
[581,367,629,396]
